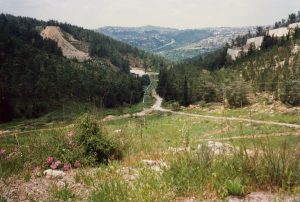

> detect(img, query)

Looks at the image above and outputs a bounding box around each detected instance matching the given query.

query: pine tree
[183,76,189,107]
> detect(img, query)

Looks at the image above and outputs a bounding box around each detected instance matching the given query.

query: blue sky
[1,0,300,29]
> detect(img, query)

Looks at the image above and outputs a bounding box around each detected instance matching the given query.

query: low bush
[75,114,122,164]
[0,113,123,178]
[224,80,251,108]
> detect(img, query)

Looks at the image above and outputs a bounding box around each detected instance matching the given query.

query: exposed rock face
[227,48,242,61]
[246,36,264,50]
[288,22,300,29]
[267,27,289,37]
[41,26,90,61]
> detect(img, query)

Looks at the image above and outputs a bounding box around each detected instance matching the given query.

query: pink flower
[50,160,61,170]
[67,131,75,137]
[63,163,71,171]
[47,157,54,165]
[0,148,5,156]
[74,160,81,168]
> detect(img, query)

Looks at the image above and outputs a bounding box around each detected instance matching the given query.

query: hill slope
[157,24,300,107]
[0,14,164,123]
[40,26,90,61]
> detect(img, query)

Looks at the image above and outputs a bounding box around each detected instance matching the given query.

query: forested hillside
[0,14,164,123]
[157,12,300,107]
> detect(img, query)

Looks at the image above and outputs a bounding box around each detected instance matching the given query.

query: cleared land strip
[171,111,300,129]
[202,132,300,141]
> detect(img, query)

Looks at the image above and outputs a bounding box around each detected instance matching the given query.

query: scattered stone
[43,169,66,179]
[198,141,235,155]
[141,160,167,172]
[119,167,139,182]
[168,147,190,154]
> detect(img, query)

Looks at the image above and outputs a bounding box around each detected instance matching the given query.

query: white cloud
[1,0,300,29]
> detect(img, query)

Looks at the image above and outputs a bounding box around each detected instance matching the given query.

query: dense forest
[157,11,300,107]
[0,14,161,123]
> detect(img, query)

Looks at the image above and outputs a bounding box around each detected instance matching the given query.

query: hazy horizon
[1,0,300,29]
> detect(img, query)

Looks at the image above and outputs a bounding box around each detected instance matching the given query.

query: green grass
[1,107,300,200]
[182,106,300,125]
[224,178,246,196]
[50,183,77,201]
[0,196,7,202]
[224,135,300,149]
[0,101,145,133]
[1,110,298,179]
[143,77,157,109]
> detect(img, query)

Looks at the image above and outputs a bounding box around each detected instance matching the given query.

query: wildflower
[0,148,6,156]
[67,131,75,137]
[47,156,54,165]
[63,163,71,171]
[50,160,61,170]
[74,160,81,168]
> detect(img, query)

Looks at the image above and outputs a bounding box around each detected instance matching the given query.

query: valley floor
[1,75,300,201]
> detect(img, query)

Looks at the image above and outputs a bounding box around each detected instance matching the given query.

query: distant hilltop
[97,26,255,61]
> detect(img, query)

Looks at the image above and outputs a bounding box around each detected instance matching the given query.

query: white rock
[141,160,167,172]
[227,48,242,61]
[288,22,300,29]
[168,146,190,153]
[198,141,234,155]
[268,27,289,38]
[246,36,264,50]
[43,169,66,179]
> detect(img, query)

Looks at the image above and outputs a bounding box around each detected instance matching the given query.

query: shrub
[279,80,300,106]
[75,114,122,164]
[224,80,250,107]
[171,102,180,111]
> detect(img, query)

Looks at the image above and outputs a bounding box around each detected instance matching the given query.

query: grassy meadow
[1,109,300,201]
